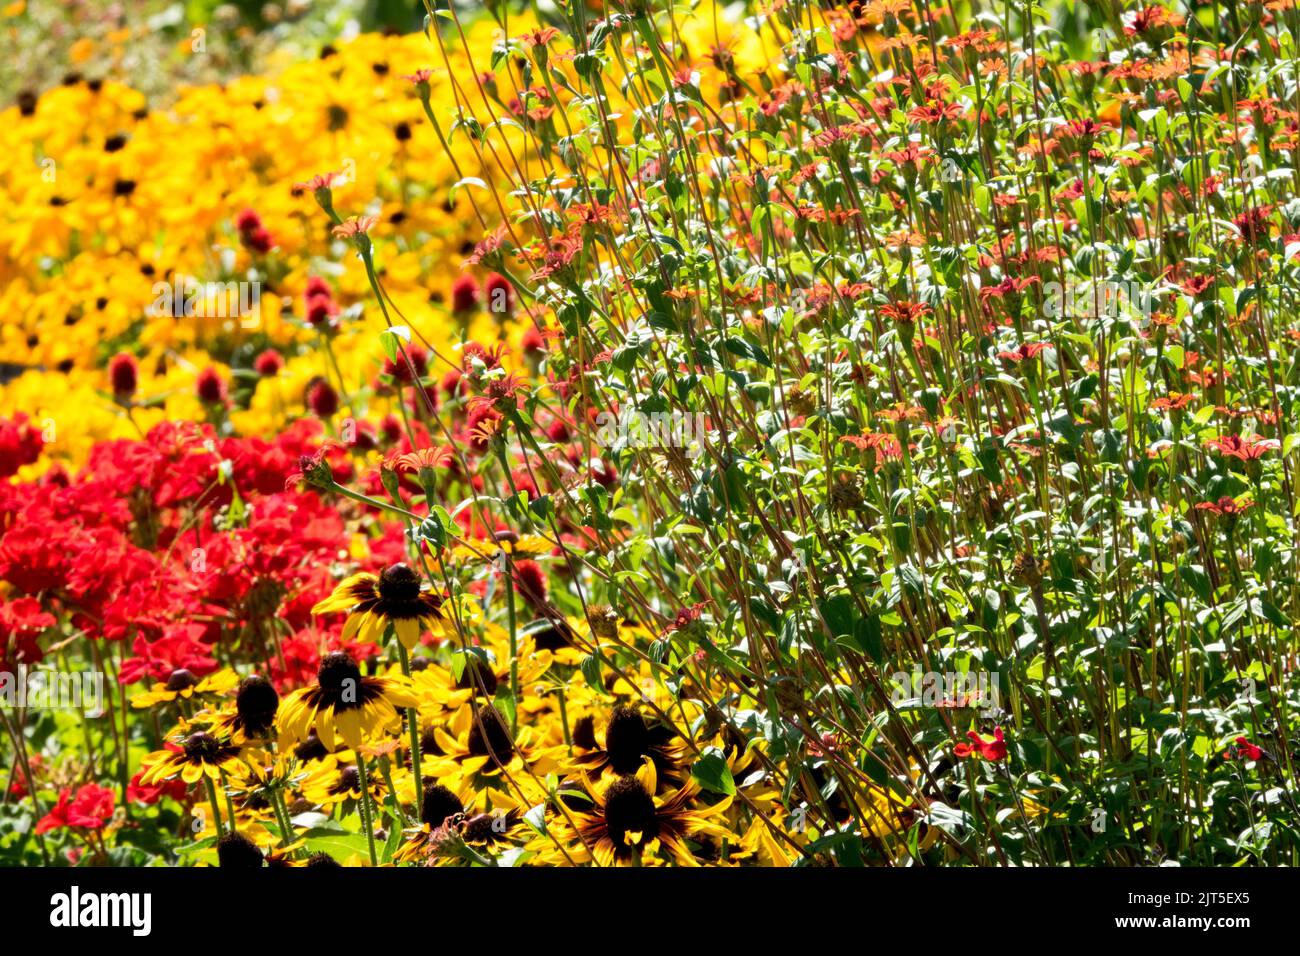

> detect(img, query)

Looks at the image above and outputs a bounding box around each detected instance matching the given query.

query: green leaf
[691,748,736,796]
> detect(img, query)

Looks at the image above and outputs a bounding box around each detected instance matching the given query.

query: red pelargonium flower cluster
[0,596,56,672]
[0,418,380,697]
[35,783,115,835]
[0,412,44,478]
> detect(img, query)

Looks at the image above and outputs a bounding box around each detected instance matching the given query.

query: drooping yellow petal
[394,616,422,650]
[358,611,386,645]
[636,755,658,795]
[311,573,376,615]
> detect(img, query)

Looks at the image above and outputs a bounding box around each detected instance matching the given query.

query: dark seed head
[572,714,598,750]
[217,831,264,868]
[455,655,498,696]
[305,852,342,869]
[602,776,658,849]
[317,651,362,695]
[165,668,198,692]
[377,563,422,604]
[466,704,514,765]
[394,121,411,141]
[604,705,649,775]
[337,766,361,793]
[421,783,464,827]
[112,178,136,197]
[531,621,573,651]
[183,731,221,762]
[461,812,498,843]
[555,778,590,811]
[295,732,328,762]
[236,674,279,734]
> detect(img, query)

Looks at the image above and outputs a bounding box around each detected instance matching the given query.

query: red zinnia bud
[304,275,332,301]
[108,351,138,400]
[234,208,263,234]
[254,349,284,377]
[382,344,428,382]
[243,226,273,254]
[196,367,228,405]
[380,413,404,444]
[546,418,570,442]
[306,293,338,328]
[521,326,544,354]
[440,368,465,397]
[451,274,479,313]
[306,380,339,418]
[484,272,513,315]
[591,459,618,487]
[512,559,548,607]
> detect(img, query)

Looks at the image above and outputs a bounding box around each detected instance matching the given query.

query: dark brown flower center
[421,783,464,827]
[378,563,422,604]
[216,831,264,868]
[603,776,659,848]
[165,668,197,691]
[236,674,279,734]
[455,655,498,696]
[466,704,514,765]
[572,714,598,750]
[317,651,363,707]
[296,732,328,762]
[461,812,498,842]
[337,766,361,792]
[605,705,649,775]
[184,732,221,762]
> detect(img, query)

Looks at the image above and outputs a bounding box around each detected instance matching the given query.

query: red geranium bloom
[954,726,1007,761]
[35,783,116,834]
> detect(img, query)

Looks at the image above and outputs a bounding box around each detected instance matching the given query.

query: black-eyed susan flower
[449,531,552,564]
[312,563,446,651]
[130,668,239,709]
[551,762,734,867]
[425,702,563,787]
[412,628,552,712]
[394,780,474,863]
[139,728,246,786]
[216,830,265,868]
[570,703,688,790]
[277,650,420,751]
[210,673,280,742]
[300,752,390,811]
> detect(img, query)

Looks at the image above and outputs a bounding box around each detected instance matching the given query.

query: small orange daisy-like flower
[519,26,560,47]
[1194,497,1253,516]
[332,215,378,239]
[294,171,342,193]
[1149,392,1195,412]
[387,445,455,473]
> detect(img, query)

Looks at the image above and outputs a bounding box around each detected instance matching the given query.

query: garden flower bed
[2,0,1299,870]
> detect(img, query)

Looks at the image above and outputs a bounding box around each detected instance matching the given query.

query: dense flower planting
[4,0,1300,867]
